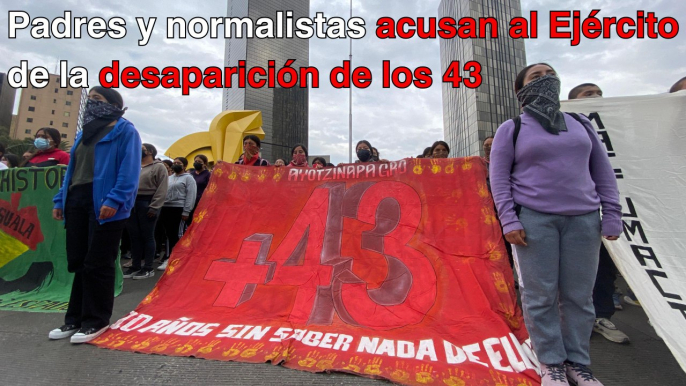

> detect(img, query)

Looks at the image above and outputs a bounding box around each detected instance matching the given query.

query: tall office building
[439,0,527,157]
[0,73,16,131]
[223,0,310,163]
[12,73,87,145]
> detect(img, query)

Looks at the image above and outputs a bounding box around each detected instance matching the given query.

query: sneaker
[122,268,140,279]
[157,260,168,271]
[623,295,641,307]
[133,270,155,280]
[593,318,630,344]
[70,326,109,344]
[565,362,603,385]
[612,293,623,310]
[541,363,569,386]
[48,324,79,340]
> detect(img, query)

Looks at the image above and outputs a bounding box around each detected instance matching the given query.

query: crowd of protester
[0,72,683,386]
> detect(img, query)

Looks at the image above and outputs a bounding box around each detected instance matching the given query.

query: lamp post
[348,0,353,163]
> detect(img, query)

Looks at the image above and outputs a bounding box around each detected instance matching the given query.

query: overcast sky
[1,0,684,163]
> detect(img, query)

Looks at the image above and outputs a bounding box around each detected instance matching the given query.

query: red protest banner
[93,157,540,386]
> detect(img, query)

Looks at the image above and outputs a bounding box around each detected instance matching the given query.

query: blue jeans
[126,198,159,271]
[514,206,601,366]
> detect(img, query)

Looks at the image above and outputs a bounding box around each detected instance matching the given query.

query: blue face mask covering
[34,138,51,150]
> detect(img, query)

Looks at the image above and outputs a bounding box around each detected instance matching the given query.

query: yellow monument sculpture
[165,110,265,164]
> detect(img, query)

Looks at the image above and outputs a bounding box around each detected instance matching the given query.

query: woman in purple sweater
[489,63,621,386]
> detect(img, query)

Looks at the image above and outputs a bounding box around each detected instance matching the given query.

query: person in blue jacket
[49,86,141,344]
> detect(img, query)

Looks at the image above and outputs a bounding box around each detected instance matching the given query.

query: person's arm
[182,175,197,217]
[579,115,622,237]
[53,179,65,207]
[53,140,77,219]
[148,164,169,215]
[102,122,142,215]
[489,119,522,235]
[52,183,65,219]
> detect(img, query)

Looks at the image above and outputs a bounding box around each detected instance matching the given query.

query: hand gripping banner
[94,158,540,385]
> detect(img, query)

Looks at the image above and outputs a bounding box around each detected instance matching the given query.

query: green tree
[5,141,35,158]
[0,125,30,155]
[58,140,71,152]
[1,126,70,155]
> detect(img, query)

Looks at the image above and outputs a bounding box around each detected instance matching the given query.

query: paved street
[0,267,682,385]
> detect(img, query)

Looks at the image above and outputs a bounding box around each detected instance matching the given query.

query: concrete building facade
[12,73,86,146]
[439,0,527,157]
[222,0,310,163]
[0,73,16,132]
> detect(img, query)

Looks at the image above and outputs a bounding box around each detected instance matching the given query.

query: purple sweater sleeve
[578,115,623,236]
[489,119,523,235]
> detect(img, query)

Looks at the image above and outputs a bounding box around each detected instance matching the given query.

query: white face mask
[1,160,7,166]
[34,137,51,150]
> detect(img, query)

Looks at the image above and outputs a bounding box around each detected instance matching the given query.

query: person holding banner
[312,157,327,169]
[568,84,603,100]
[430,141,450,158]
[187,154,211,226]
[490,64,622,386]
[355,140,374,163]
[50,86,141,344]
[289,144,309,167]
[190,155,211,201]
[24,128,70,167]
[236,135,270,166]
[569,83,631,345]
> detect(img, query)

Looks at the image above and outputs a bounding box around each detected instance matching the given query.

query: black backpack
[512,112,587,147]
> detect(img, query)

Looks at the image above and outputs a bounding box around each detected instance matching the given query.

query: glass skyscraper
[439,0,527,157]
[223,0,309,162]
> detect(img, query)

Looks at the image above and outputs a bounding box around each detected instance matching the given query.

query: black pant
[159,207,184,260]
[120,227,130,254]
[593,244,617,319]
[64,183,126,329]
[154,215,167,257]
[126,197,159,271]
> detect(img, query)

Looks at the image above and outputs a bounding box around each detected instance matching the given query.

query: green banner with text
[0,166,123,312]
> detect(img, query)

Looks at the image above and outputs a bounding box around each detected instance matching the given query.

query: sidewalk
[0,273,681,385]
